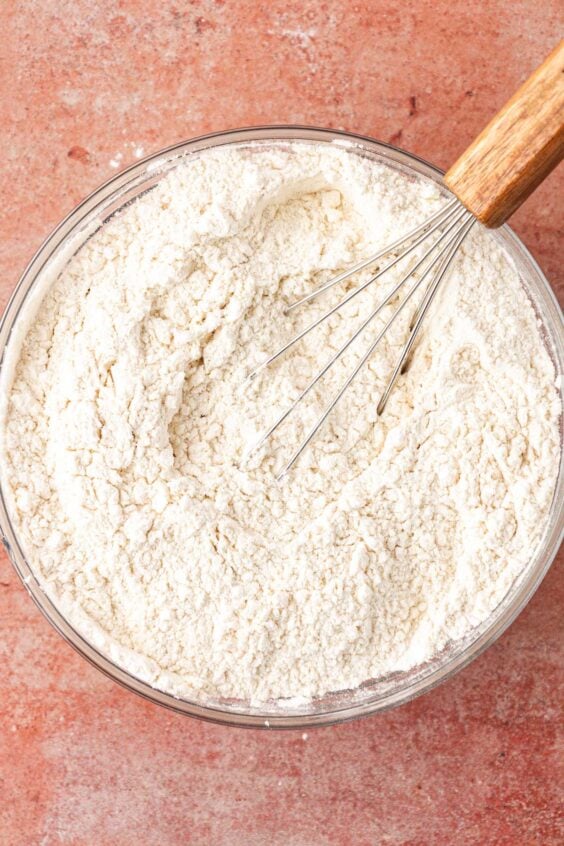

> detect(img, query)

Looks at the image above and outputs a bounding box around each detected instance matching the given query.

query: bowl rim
[1,124,562,729]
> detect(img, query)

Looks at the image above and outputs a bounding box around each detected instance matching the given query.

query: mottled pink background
[0,2,562,844]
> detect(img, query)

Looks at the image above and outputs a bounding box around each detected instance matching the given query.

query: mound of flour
[1,142,560,702]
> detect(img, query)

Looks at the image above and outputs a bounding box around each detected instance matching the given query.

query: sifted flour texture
[0,141,560,702]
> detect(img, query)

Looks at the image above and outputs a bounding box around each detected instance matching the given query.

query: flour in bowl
[0,142,560,702]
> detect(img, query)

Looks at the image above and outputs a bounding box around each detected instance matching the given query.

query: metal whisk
[247,42,564,479]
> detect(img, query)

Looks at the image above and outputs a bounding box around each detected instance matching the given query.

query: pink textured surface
[0,2,562,844]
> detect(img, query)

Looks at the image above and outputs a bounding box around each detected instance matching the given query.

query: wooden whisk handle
[445,40,564,228]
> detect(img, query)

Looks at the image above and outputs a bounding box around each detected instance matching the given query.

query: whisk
[248,42,564,479]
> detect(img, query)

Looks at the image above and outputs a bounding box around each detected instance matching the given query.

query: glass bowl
[0,127,562,729]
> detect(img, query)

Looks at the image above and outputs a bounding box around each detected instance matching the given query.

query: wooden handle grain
[445,40,564,228]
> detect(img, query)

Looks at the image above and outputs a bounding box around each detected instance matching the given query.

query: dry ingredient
[0,142,560,703]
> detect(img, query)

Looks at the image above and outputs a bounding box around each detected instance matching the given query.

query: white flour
[1,142,560,702]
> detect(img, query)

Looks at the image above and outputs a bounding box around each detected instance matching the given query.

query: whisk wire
[249,206,469,459]
[376,215,476,415]
[284,198,460,314]
[275,211,473,480]
[247,200,465,383]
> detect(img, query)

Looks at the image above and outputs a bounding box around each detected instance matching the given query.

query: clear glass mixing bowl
[0,127,562,728]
